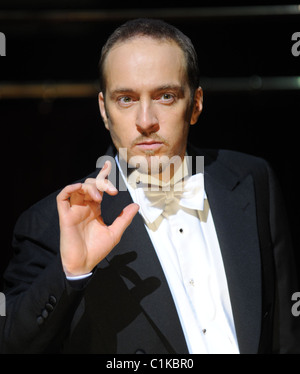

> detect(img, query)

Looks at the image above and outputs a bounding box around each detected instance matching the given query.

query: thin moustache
[132,135,168,146]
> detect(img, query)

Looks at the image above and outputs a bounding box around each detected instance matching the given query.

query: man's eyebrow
[109,84,185,98]
[154,84,185,94]
[109,88,135,98]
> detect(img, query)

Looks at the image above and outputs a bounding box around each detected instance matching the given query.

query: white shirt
[117,155,240,354]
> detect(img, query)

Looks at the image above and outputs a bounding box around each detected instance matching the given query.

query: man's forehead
[103,37,188,90]
[108,35,182,56]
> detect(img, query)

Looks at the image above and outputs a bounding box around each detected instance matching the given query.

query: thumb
[108,203,140,245]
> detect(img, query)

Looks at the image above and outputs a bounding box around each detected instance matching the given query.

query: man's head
[98,18,203,178]
[99,18,200,100]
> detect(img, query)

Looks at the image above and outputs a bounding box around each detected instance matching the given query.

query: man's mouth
[135,140,164,151]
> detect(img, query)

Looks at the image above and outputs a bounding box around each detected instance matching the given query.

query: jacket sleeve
[266,162,300,353]
[0,193,86,353]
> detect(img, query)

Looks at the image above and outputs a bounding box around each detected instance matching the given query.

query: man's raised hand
[56,161,139,277]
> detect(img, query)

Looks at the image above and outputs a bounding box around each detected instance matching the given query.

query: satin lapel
[100,166,188,354]
[203,152,262,354]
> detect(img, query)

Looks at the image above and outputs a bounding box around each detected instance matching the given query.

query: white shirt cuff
[66,272,93,281]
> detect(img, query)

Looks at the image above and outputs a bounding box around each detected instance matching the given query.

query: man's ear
[98,92,110,130]
[190,87,203,125]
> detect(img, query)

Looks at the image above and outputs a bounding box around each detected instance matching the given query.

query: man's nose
[136,101,159,135]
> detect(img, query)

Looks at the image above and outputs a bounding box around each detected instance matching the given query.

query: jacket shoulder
[213,149,270,176]
[188,144,271,179]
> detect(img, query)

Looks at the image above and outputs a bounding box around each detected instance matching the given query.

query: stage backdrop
[0,2,299,288]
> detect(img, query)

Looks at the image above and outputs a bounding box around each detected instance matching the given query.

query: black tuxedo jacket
[1,146,299,354]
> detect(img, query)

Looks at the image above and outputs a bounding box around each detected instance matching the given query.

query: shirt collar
[115,154,206,226]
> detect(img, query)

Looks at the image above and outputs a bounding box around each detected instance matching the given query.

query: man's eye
[160,93,175,103]
[118,96,132,104]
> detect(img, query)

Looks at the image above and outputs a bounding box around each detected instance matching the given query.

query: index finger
[96,160,118,195]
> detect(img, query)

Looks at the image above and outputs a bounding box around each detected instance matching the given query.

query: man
[1,18,299,354]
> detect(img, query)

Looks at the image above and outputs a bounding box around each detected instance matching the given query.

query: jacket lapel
[101,163,188,354]
[202,150,262,353]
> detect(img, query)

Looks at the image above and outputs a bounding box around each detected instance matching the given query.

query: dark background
[0,1,299,289]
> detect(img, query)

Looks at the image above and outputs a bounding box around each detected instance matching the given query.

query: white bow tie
[135,173,205,224]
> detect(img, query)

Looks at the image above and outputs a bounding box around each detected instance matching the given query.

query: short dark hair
[98,18,200,98]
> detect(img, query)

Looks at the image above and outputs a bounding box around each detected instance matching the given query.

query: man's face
[99,37,202,177]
